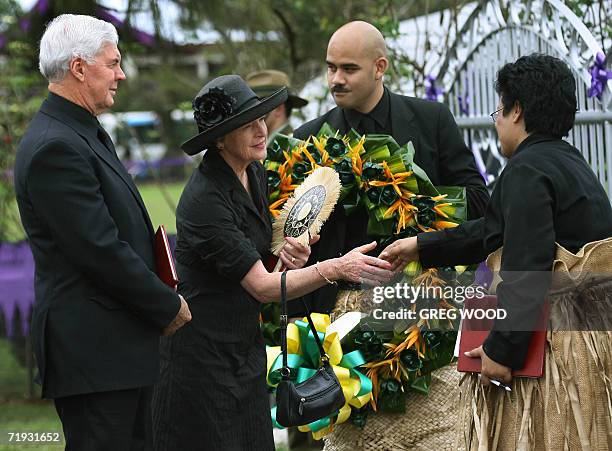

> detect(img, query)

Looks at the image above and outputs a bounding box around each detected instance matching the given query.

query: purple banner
[0,242,35,337]
[0,236,177,338]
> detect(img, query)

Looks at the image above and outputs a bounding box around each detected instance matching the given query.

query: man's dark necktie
[97,127,118,157]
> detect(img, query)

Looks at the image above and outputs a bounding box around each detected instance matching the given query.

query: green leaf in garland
[261,321,281,347]
[366,216,395,236]
[266,170,281,192]
[341,190,361,216]
[361,161,384,181]
[334,158,356,185]
[409,374,432,395]
[436,185,467,222]
[292,161,310,181]
[267,133,301,160]
[380,185,399,206]
[353,324,384,361]
[365,186,382,206]
[306,143,323,163]
[443,330,458,343]
[417,208,436,227]
[350,407,369,429]
[325,137,347,158]
[400,348,423,372]
[347,128,362,143]
[412,196,435,211]
[267,140,285,162]
[362,134,399,154]
[413,165,440,196]
[386,146,413,172]
[317,122,337,138]
[403,260,422,277]
[379,379,405,413]
[362,145,391,163]
[421,330,442,351]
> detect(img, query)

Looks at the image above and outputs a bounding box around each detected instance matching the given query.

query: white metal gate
[437,0,612,198]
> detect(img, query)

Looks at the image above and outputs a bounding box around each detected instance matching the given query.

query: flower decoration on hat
[193,87,236,130]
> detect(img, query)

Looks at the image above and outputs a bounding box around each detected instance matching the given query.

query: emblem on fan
[283,185,326,238]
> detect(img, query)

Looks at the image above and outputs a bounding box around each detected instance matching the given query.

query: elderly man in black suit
[292,20,490,316]
[14,14,191,450]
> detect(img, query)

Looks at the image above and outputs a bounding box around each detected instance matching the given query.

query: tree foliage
[0,42,46,241]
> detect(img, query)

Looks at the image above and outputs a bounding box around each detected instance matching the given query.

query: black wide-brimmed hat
[181,75,288,155]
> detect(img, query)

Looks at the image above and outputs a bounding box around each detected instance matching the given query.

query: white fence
[438,0,611,198]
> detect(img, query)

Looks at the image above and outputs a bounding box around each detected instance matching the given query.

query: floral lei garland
[261,123,475,434]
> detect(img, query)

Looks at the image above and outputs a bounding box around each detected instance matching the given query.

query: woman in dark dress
[380,55,612,449]
[152,75,393,451]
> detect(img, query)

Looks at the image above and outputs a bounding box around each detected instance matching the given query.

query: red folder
[457,295,548,377]
[155,225,178,290]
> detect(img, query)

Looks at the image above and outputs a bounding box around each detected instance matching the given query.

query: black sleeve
[482,163,555,369]
[178,192,262,282]
[26,141,180,331]
[293,118,322,142]
[292,124,309,141]
[417,217,488,268]
[436,105,490,219]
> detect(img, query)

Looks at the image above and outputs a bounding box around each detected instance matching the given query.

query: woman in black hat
[151,75,393,450]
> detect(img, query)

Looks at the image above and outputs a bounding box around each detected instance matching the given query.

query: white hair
[39,14,118,83]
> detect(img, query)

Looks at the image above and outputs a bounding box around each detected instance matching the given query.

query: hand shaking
[378,236,419,272]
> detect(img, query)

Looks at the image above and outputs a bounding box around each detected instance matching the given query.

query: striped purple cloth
[0,242,35,337]
[0,236,178,338]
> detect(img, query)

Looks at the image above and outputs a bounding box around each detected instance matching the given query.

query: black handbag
[275,271,346,427]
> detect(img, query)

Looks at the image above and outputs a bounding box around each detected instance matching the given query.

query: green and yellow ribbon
[266,313,373,439]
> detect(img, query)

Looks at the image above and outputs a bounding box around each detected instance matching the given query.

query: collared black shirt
[47,92,116,157]
[343,87,391,135]
[418,134,612,368]
[48,92,98,131]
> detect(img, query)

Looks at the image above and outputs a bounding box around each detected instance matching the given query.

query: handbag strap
[280,271,328,380]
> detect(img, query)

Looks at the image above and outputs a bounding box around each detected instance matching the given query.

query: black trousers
[54,386,153,451]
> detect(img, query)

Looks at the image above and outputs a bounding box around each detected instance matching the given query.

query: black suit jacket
[14,93,180,399]
[291,91,489,314]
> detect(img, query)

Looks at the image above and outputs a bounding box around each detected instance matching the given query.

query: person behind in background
[246,69,309,143]
[13,14,191,450]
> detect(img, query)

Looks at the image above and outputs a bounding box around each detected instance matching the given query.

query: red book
[457,295,548,377]
[155,225,179,290]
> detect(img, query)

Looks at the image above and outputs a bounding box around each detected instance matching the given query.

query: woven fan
[271,166,341,271]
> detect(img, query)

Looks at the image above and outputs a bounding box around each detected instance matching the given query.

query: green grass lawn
[0,339,63,450]
[136,181,186,234]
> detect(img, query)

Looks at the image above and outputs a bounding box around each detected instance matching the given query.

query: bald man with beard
[291,21,489,316]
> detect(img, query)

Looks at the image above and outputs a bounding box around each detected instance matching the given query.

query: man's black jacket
[14,93,180,398]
